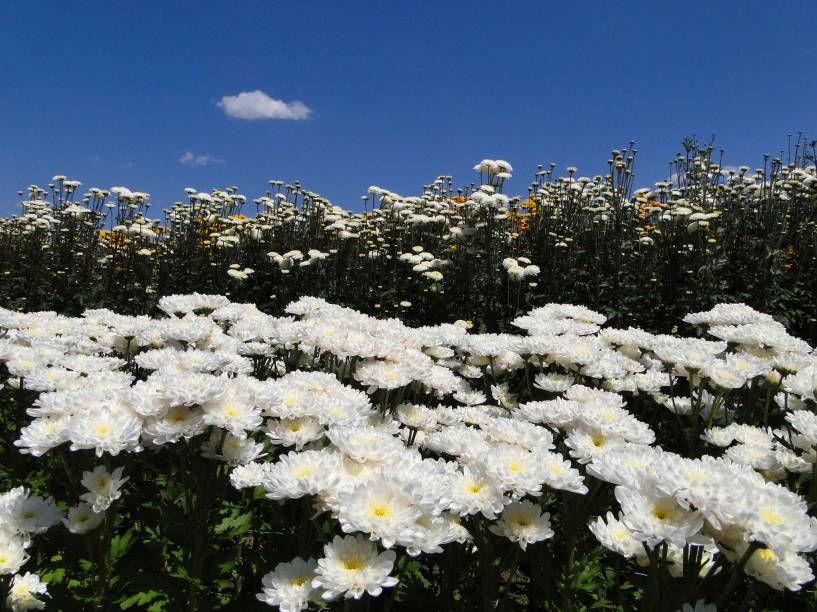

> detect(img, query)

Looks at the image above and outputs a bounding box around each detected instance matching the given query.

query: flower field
[1,142,817,610]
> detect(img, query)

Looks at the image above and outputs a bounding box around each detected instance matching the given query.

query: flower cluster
[1,294,816,608]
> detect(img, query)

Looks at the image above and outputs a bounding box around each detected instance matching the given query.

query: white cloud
[179,151,226,167]
[216,90,312,120]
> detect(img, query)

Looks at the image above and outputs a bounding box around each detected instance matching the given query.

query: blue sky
[1,1,815,213]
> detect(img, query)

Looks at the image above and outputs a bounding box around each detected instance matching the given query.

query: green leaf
[119,590,161,610]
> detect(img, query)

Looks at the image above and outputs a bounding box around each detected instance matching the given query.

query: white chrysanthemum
[533,372,574,393]
[570,400,655,445]
[6,572,48,611]
[477,444,547,498]
[395,404,438,432]
[703,362,748,389]
[62,503,105,534]
[337,476,424,549]
[142,405,206,445]
[202,388,262,439]
[203,431,265,465]
[683,303,774,327]
[263,450,341,500]
[0,536,29,575]
[481,417,554,452]
[230,462,267,490]
[354,359,415,391]
[422,424,489,457]
[257,557,320,611]
[565,427,626,464]
[516,399,577,428]
[328,425,406,465]
[312,535,398,601]
[744,486,817,553]
[152,372,227,406]
[741,544,814,591]
[267,417,325,449]
[589,511,641,558]
[489,500,554,550]
[68,407,142,457]
[786,410,817,446]
[0,487,62,535]
[14,415,70,457]
[79,466,128,513]
[615,485,703,548]
[440,465,506,520]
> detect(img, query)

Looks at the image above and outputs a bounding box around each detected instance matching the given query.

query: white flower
[62,503,105,534]
[442,465,506,519]
[312,535,398,601]
[615,484,703,548]
[257,557,320,611]
[336,476,424,549]
[6,572,48,611]
[0,536,29,575]
[0,487,62,536]
[677,599,716,612]
[266,417,325,449]
[229,462,267,490]
[68,407,142,457]
[79,466,128,513]
[741,545,814,591]
[489,500,554,550]
[589,511,641,558]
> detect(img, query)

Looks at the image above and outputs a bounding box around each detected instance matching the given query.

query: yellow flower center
[343,557,364,571]
[759,508,782,524]
[370,504,391,518]
[651,504,674,521]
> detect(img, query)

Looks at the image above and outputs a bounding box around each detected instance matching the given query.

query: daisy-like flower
[442,465,507,519]
[312,535,398,601]
[229,462,267,490]
[337,475,424,549]
[61,503,105,534]
[257,557,320,611]
[489,500,554,550]
[589,511,641,558]
[354,359,414,392]
[266,416,325,449]
[533,372,574,393]
[615,484,703,548]
[14,415,70,457]
[202,390,262,439]
[741,544,814,591]
[0,487,62,536]
[0,535,29,575]
[79,466,128,513]
[6,572,48,611]
[263,449,341,500]
[68,407,142,457]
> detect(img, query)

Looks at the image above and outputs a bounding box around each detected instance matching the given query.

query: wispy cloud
[179,151,226,167]
[216,90,312,120]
